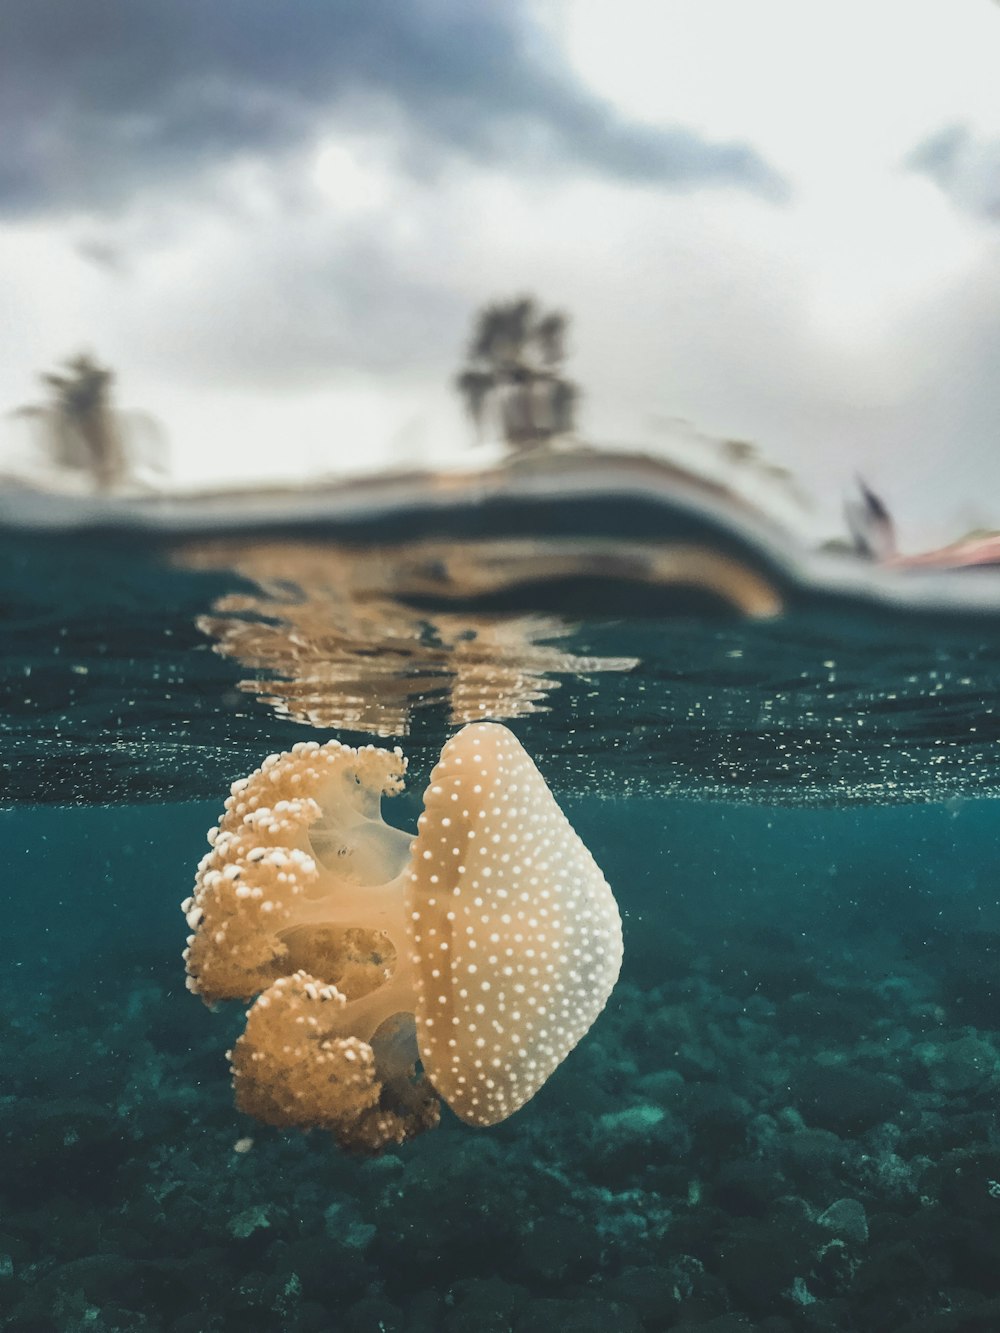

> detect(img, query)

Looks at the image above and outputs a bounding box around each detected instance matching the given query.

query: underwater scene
[5,461,1000,1333]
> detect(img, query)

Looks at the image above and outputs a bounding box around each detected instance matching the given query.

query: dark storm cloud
[906,124,1000,221]
[0,0,786,215]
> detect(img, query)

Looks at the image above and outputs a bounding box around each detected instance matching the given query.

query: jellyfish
[183,722,623,1154]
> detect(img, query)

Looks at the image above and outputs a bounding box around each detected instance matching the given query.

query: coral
[183,722,623,1152]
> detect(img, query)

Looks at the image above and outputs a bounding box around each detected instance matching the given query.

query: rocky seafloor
[4,798,1000,1332]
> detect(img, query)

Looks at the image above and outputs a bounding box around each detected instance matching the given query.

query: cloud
[120,219,471,388]
[906,124,1000,221]
[0,0,786,217]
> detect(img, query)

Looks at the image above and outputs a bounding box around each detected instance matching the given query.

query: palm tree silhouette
[16,353,126,491]
[456,297,578,452]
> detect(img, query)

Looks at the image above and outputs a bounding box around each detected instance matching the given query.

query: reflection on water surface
[180,536,787,736]
[4,452,1000,808]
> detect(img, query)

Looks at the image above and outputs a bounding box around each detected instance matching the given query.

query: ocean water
[4,462,1000,1332]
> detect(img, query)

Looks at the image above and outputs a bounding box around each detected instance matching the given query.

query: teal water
[5,479,1000,1331]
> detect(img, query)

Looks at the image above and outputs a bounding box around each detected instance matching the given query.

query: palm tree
[454,368,494,437]
[533,311,567,367]
[11,353,171,491]
[16,353,125,491]
[455,297,578,452]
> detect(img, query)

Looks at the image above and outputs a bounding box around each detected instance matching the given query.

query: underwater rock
[817,1197,869,1245]
[717,1221,818,1317]
[444,1276,530,1333]
[342,1293,407,1332]
[518,1213,602,1283]
[914,1032,999,1094]
[514,1294,643,1333]
[787,1062,907,1136]
[710,1159,781,1218]
[924,1147,1000,1223]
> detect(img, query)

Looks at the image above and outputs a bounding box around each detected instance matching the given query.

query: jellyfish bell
[408,722,623,1126]
[183,722,623,1153]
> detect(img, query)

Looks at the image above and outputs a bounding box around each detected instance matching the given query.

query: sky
[1,0,1000,546]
